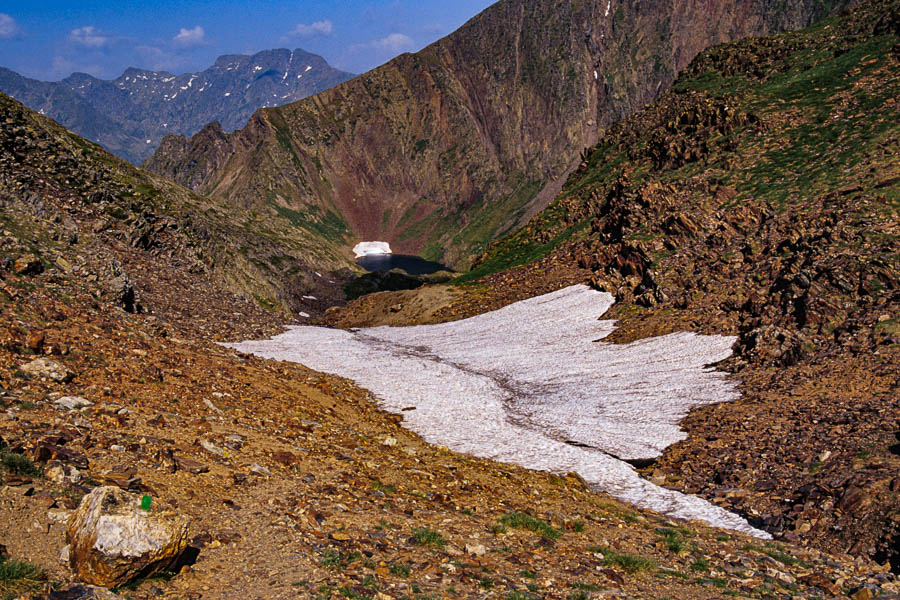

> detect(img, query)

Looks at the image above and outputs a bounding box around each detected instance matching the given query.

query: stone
[249,463,271,477]
[271,450,297,466]
[56,396,93,411]
[13,254,43,276]
[465,542,487,556]
[850,585,877,600]
[108,275,136,313]
[26,330,45,353]
[21,357,73,382]
[67,486,189,587]
[176,458,209,474]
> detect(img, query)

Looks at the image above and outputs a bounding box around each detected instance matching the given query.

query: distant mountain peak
[0,47,355,164]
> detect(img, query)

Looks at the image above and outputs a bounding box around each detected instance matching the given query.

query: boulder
[108,275,136,313]
[21,357,73,382]
[13,254,43,276]
[67,486,189,587]
[55,396,93,411]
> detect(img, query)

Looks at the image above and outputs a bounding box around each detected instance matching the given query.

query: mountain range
[0,48,354,164]
[146,0,854,269]
[0,0,897,595]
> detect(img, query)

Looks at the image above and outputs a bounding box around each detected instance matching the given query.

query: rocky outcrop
[467,0,899,571]
[146,0,854,268]
[66,486,189,586]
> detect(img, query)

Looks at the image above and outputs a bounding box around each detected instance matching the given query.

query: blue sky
[0,0,496,81]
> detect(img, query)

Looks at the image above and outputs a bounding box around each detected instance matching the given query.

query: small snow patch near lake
[353,241,392,258]
[225,285,767,537]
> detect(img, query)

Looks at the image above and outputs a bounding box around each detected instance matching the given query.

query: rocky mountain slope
[0,85,895,600]
[0,91,358,316]
[0,48,354,164]
[421,0,898,573]
[145,0,855,269]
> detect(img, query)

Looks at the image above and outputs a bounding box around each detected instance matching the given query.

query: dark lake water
[356,254,450,275]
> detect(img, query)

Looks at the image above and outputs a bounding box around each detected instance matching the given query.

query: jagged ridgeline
[0,48,354,164]
[145,0,854,269]
[0,91,356,313]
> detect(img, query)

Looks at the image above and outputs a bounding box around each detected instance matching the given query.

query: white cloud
[68,26,108,48]
[136,45,187,72]
[172,26,206,48]
[50,55,105,78]
[0,13,20,39]
[287,20,333,37]
[366,33,414,53]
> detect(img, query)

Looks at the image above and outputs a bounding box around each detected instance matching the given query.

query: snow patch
[305,65,312,72]
[224,92,231,97]
[302,295,317,300]
[298,312,310,318]
[353,241,392,258]
[225,285,768,537]
[605,0,612,17]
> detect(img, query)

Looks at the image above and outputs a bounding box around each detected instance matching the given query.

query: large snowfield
[226,285,768,537]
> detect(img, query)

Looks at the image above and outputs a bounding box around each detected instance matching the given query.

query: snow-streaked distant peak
[226,285,767,538]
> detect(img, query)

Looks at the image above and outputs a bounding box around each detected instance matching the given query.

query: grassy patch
[690,557,709,573]
[591,547,655,574]
[654,527,687,554]
[745,544,808,568]
[0,556,45,597]
[499,511,560,539]
[410,527,445,548]
[319,549,361,570]
[0,450,41,478]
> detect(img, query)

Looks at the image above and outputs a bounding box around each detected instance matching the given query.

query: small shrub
[389,563,410,577]
[598,547,655,574]
[0,451,41,478]
[690,557,709,572]
[0,556,46,596]
[655,527,685,553]
[410,528,445,548]
[657,568,690,580]
[570,582,603,592]
[320,549,344,569]
[319,549,360,570]
[499,512,560,539]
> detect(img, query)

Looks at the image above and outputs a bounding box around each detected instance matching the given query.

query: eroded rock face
[67,486,189,586]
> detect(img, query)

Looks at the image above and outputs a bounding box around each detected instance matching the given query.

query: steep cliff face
[146,0,853,267]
